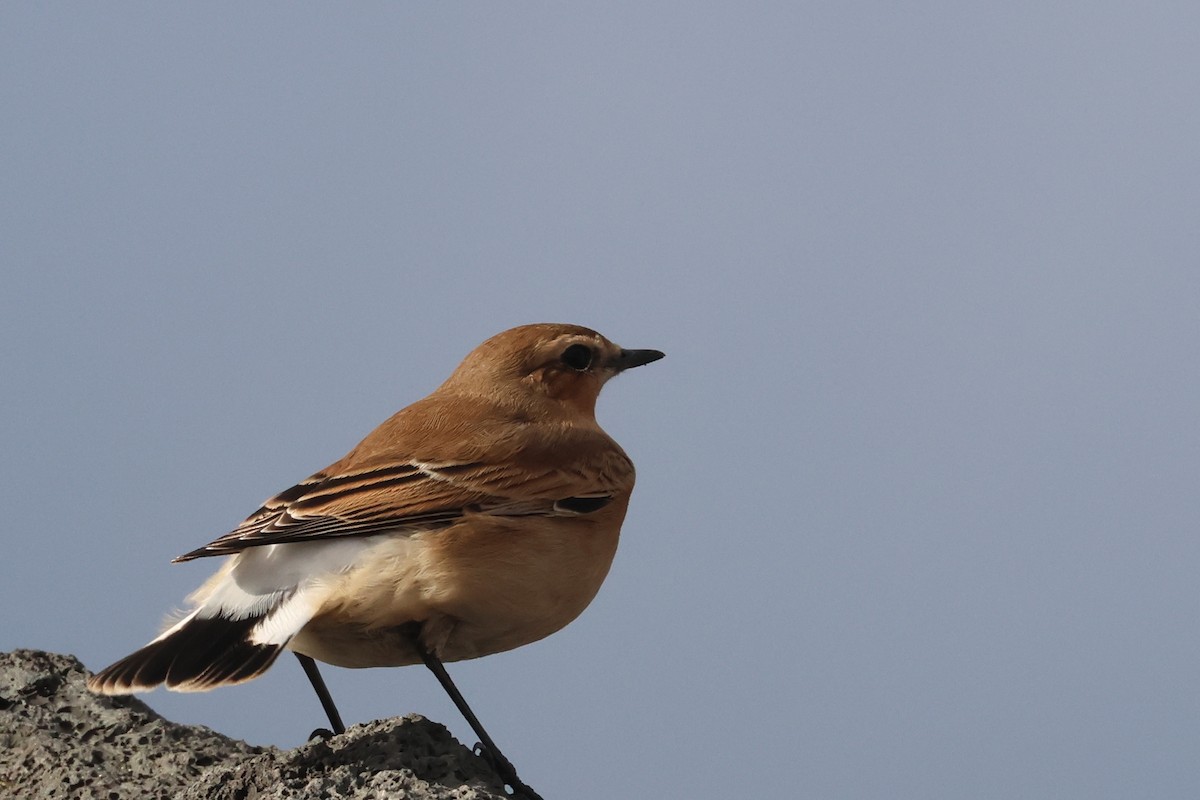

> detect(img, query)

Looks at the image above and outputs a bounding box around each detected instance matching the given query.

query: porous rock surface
[0,650,508,799]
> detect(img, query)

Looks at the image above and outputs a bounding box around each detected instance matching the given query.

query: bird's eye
[560,343,594,371]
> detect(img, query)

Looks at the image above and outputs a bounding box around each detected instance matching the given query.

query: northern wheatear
[88,323,663,800]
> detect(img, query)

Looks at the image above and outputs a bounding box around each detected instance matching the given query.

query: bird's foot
[308,727,336,742]
[473,742,544,800]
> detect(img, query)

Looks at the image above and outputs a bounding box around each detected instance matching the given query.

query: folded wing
[173,459,624,561]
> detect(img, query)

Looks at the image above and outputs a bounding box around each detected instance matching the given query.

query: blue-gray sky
[3,4,1199,798]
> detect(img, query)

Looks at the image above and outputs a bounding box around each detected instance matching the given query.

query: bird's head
[443,323,664,418]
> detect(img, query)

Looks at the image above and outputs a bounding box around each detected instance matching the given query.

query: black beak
[611,348,665,372]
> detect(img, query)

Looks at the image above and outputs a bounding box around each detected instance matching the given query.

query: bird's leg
[295,652,346,739]
[415,640,545,800]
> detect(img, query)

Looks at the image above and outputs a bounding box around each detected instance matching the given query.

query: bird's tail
[86,549,332,695]
[87,610,286,694]
[88,539,364,695]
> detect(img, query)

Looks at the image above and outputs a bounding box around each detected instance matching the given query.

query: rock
[0,650,509,799]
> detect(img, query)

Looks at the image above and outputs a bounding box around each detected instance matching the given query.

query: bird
[87,322,663,799]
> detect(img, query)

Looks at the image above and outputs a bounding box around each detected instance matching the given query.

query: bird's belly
[289,516,620,668]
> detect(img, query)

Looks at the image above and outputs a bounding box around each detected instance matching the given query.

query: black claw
[508,779,546,800]
[474,741,543,800]
[308,727,335,742]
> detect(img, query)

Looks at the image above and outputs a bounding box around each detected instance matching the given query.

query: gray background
[3,4,1198,798]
